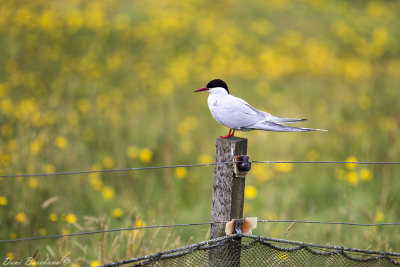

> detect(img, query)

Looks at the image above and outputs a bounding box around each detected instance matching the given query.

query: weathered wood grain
[209,137,247,267]
[210,137,247,239]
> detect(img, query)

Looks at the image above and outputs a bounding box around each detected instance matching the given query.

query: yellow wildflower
[8,139,17,151]
[102,156,115,168]
[379,117,396,132]
[374,211,384,223]
[91,261,100,267]
[175,167,187,179]
[28,177,39,189]
[136,219,145,227]
[345,156,357,170]
[39,228,47,236]
[252,164,272,182]
[0,154,10,166]
[78,98,90,114]
[0,196,8,206]
[89,174,103,191]
[43,164,55,173]
[86,2,105,30]
[6,252,14,260]
[9,233,17,239]
[360,168,372,181]
[366,1,387,18]
[55,136,68,149]
[1,99,13,114]
[177,116,198,136]
[139,148,152,163]
[26,258,37,266]
[49,213,58,222]
[65,213,77,224]
[15,212,27,223]
[266,212,278,221]
[127,146,139,159]
[101,186,115,200]
[30,139,42,155]
[180,140,194,154]
[347,171,358,186]
[198,154,212,164]
[245,185,258,199]
[112,208,124,218]
[61,229,70,235]
[274,163,293,173]
[91,163,101,171]
[107,55,122,72]
[67,11,83,32]
[40,11,56,31]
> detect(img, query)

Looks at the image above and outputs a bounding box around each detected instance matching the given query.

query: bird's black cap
[206,79,229,94]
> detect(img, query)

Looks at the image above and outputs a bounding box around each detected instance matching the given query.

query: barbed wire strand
[1,160,400,179]
[1,219,399,244]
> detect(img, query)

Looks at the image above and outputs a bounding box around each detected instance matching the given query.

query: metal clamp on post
[233,155,251,178]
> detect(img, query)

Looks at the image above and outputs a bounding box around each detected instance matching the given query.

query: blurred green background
[0,0,399,265]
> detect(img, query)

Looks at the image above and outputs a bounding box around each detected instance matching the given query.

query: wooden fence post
[209,137,247,266]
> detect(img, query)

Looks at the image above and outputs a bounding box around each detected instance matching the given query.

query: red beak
[194,87,209,92]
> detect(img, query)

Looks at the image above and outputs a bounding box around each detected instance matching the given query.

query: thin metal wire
[0,162,232,179]
[1,219,399,244]
[253,160,400,165]
[0,222,224,243]
[259,220,400,227]
[1,160,399,179]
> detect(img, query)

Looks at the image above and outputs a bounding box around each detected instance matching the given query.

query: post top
[216,136,248,142]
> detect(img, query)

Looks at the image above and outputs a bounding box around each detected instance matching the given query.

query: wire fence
[100,234,400,267]
[1,219,399,244]
[1,160,400,179]
[253,160,400,165]
[0,162,231,179]
[1,160,400,249]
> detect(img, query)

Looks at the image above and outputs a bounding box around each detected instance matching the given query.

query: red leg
[221,129,235,138]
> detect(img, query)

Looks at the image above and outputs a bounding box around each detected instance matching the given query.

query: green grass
[0,0,400,266]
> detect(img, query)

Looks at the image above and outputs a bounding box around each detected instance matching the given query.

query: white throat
[207,87,228,113]
[208,87,228,95]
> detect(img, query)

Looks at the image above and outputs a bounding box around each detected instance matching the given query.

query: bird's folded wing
[248,121,323,132]
[211,95,267,129]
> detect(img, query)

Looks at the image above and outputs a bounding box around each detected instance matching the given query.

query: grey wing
[246,121,326,132]
[240,101,307,124]
[269,115,307,124]
[210,95,268,129]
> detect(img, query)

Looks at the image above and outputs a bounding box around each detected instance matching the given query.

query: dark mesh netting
[103,234,400,267]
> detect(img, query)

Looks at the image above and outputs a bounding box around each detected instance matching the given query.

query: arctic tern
[194,79,326,138]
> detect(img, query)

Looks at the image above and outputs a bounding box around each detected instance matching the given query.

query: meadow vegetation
[0,0,399,265]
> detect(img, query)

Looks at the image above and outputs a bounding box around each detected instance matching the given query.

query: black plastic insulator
[237,155,251,172]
